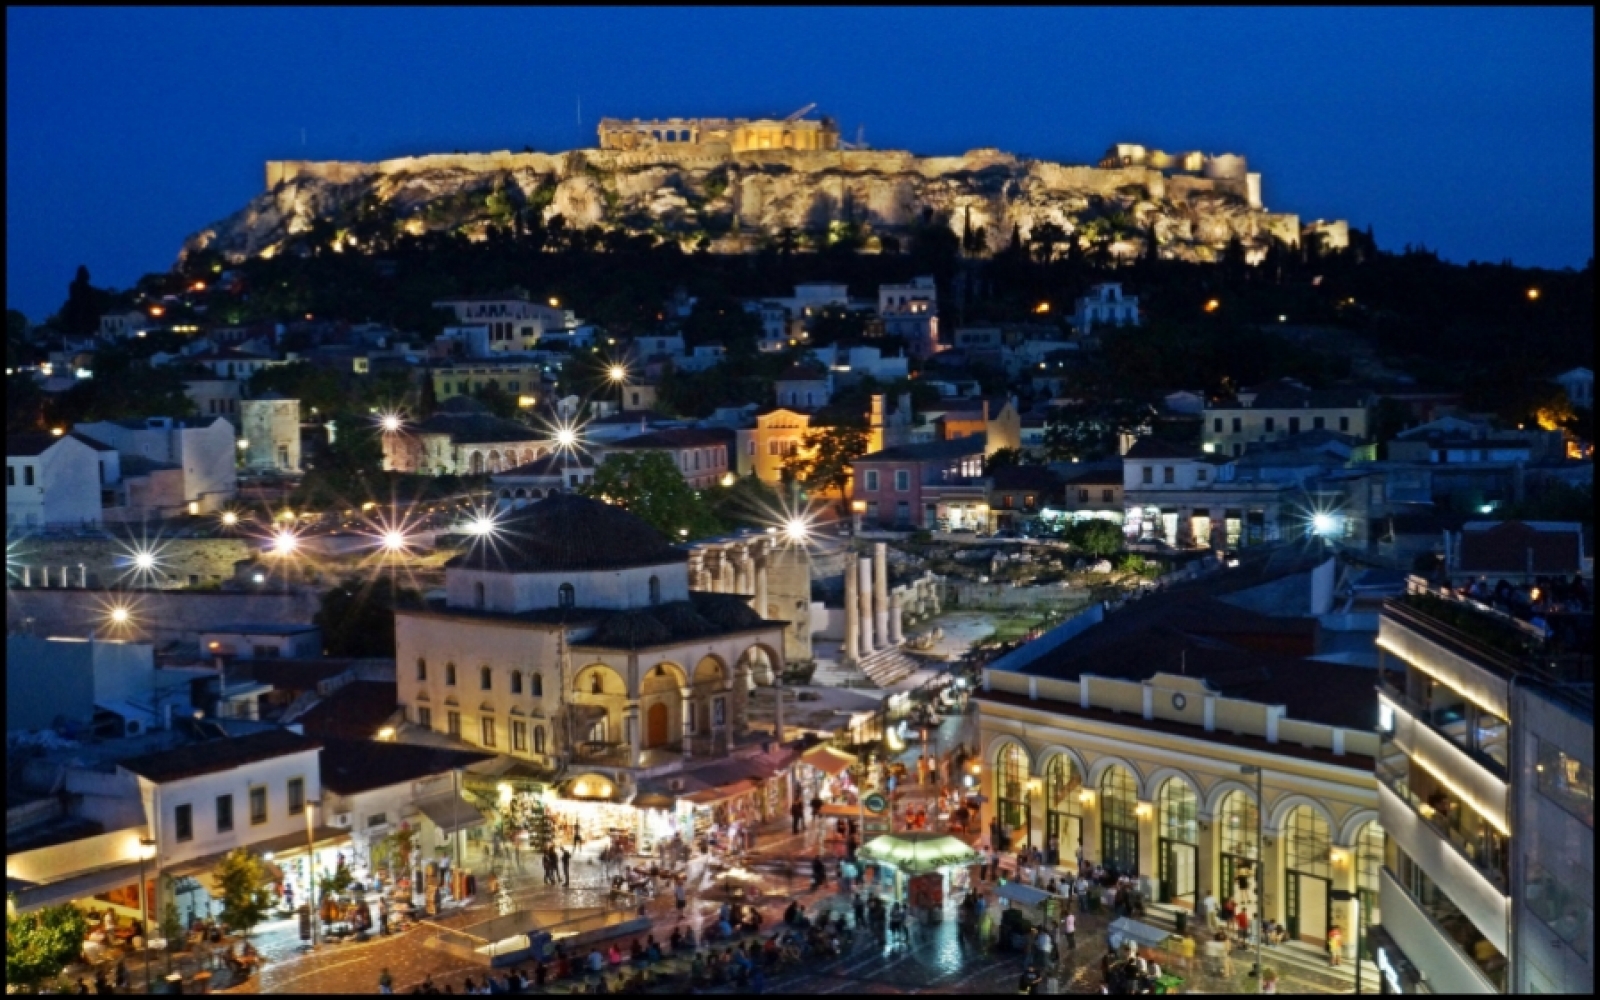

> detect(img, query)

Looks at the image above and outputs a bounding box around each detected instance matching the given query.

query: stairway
[856,645,922,687]
[1139,899,1379,992]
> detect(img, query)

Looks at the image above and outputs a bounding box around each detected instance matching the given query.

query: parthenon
[597,115,839,154]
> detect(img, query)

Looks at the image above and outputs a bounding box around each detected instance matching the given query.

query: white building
[1553,367,1593,409]
[240,394,302,473]
[75,416,238,514]
[1073,283,1141,333]
[878,276,939,358]
[432,295,568,353]
[810,345,910,384]
[742,301,800,352]
[98,310,149,341]
[6,432,104,531]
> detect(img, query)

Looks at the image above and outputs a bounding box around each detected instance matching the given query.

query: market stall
[855,832,980,916]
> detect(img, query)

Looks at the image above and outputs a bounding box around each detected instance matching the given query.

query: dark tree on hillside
[59,265,105,335]
[315,576,419,657]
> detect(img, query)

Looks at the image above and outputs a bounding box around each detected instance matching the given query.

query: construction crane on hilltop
[783,103,817,122]
[838,124,869,150]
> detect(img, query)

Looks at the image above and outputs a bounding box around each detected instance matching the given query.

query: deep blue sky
[7,7,1593,321]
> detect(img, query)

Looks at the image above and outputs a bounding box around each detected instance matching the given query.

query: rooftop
[609,428,731,450]
[7,432,71,457]
[118,729,321,783]
[857,436,987,464]
[317,737,492,795]
[446,493,688,573]
[294,681,400,740]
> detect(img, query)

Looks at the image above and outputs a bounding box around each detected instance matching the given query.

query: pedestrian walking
[1327,924,1344,968]
[675,880,687,914]
[811,854,826,891]
[378,968,394,994]
[790,799,805,834]
[1200,887,1218,931]
[810,794,824,823]
[560,847,572,887]
[1062,911,1077,952]
[1032,924,1054,970]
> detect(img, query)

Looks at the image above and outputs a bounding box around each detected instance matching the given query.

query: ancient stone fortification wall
[8,538,255,590]
[7,588,321,644]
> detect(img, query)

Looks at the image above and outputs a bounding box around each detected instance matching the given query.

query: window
[1163,466,1175,484]
[1142,466,1154,484]
[1102,488,1115,502]
[1339,416,1350,432]
[1536,738,1592,827]
[510,670,522,695]
[649,576,661,605]
[416,657,427,681]
[480,717,497,748]
[216,794,234,833]
[249,786,268,825]
[558,583,575,608]
[446,663,457,686]
[366,812,388,829]
[5,465,11,487]
[26,465,36,486]
[1077,488,1090,502]
[474,582,486,609]
[1289,417,1301,434]
[1197,467,1208,482]
[995,743,1030,848]
[1265,417,1276,433]
[864,470,880,491]
[1213,418,1223,432]
[531,672,543,698]
[712,696,727,727]
[447,711,462,737]
[287,777,305,816]
[1231,417,1242,433]
[895,470,910,492]
[480,666,493,691]
[896,501,910,525]
[175,803,194,843]
[1313,416,1325,430]
[512,719,528,752]
[533,726,547,755]
[1002,494,1014,510]
[1025,495,1036,510]
[418,705,432,729]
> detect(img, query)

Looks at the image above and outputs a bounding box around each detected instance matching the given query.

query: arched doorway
[572,664,627,747]
[646,702,668,747]
[1157,779,1199,906]
[1042,754,1082,866]
[690,656,727,740]
[994,743,1030,852]
[1099,765,1140,875]
[1285,805,1332,942]
[1218,790,1261,916]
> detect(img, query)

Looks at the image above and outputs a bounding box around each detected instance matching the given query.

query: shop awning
[1108,916,1177,951]
[164,827,350,878]
[631,792,677,811]
[996,881,1053,908]
[6,861,143,914]
[415,794,489,835]
[857,833,980,874]
[800,745,858,776]
[680,779,760,806]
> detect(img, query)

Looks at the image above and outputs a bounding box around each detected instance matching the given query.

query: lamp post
[305,799,320,949]
[1240,764,1265,990]
[138,837,157,995]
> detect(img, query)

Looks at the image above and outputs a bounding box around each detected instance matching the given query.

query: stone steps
[1139,899,1378,991]
[857,646,921,687]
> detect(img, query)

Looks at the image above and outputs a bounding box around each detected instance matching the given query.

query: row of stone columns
[687,541,769,615]
[843,543,899,665]
[11,565,88,588]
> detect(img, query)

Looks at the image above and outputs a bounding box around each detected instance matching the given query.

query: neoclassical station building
[394,495,787,795]
[976,559,1384,951]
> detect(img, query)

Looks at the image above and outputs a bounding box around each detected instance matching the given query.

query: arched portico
[572,663,628,746]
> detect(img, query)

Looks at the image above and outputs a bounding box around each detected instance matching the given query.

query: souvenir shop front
[795,745,860,807]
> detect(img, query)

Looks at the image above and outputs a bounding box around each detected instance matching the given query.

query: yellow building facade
[976,667,1382,948]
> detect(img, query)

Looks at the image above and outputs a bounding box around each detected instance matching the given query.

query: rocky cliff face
[184,147,1308,264]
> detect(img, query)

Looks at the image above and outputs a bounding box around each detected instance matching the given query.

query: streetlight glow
[555,428,577,448]
[271,530,299,555]
[110,607,130,624]
[608,364,628,383]
[382,529,407,552]
[380,413,403,433]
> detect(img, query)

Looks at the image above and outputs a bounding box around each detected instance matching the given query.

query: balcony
[1379,678,1508,781]
[1377,735,1509,893]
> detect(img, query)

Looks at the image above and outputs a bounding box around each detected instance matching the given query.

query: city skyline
[6,6,1594,320]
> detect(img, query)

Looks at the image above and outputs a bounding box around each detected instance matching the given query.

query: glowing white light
[133,551,156,571]
[555,428,577,448]
[110,607,130,624]
[382,530,407,552]
[221,512,239,527]
[1311,513,1339,537]
[783,518,810,544]
[271,531,299,555]
[469,514,497,537]
[608,364,628,383]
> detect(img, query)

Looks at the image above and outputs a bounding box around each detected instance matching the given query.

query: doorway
[1288,872,1331,942]
[646,702,669,748]
[1160,840,1198,906]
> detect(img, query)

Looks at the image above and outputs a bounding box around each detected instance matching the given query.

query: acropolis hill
[183,113,1348,263]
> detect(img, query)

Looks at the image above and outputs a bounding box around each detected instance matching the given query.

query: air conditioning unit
[334,812,352,828]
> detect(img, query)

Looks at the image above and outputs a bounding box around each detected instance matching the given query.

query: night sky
[6,7,1593,321]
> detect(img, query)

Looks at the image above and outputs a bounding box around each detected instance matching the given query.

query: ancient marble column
[858,557,876,654]
[754,551,769,619]
[889,590,904,644]
[873,543,891,648]
[843,560,860,664]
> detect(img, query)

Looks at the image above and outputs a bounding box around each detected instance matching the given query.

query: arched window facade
[1157,779,1199,905]
[591,673,604,695]
[558,583,575,608]
[1356,821,1383,949]
[1100,765,1140,875]
[533,725,546,755]
[480,666,493,691]
[648,575,661,606]
[1218,790,1260,913]
[416,657,427,681]
[510,670,522,695]
[994,743,1030,851]
[530,672,543,697]
[445,662,457,687]
[1285,805,1332,942]
[1043,755,1082,866]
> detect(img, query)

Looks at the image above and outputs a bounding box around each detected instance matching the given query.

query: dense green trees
[213,849,276,938]
[582,451,723,540]
[315,576,420,658]
[783,425,870,497]
[6,905,90,992]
